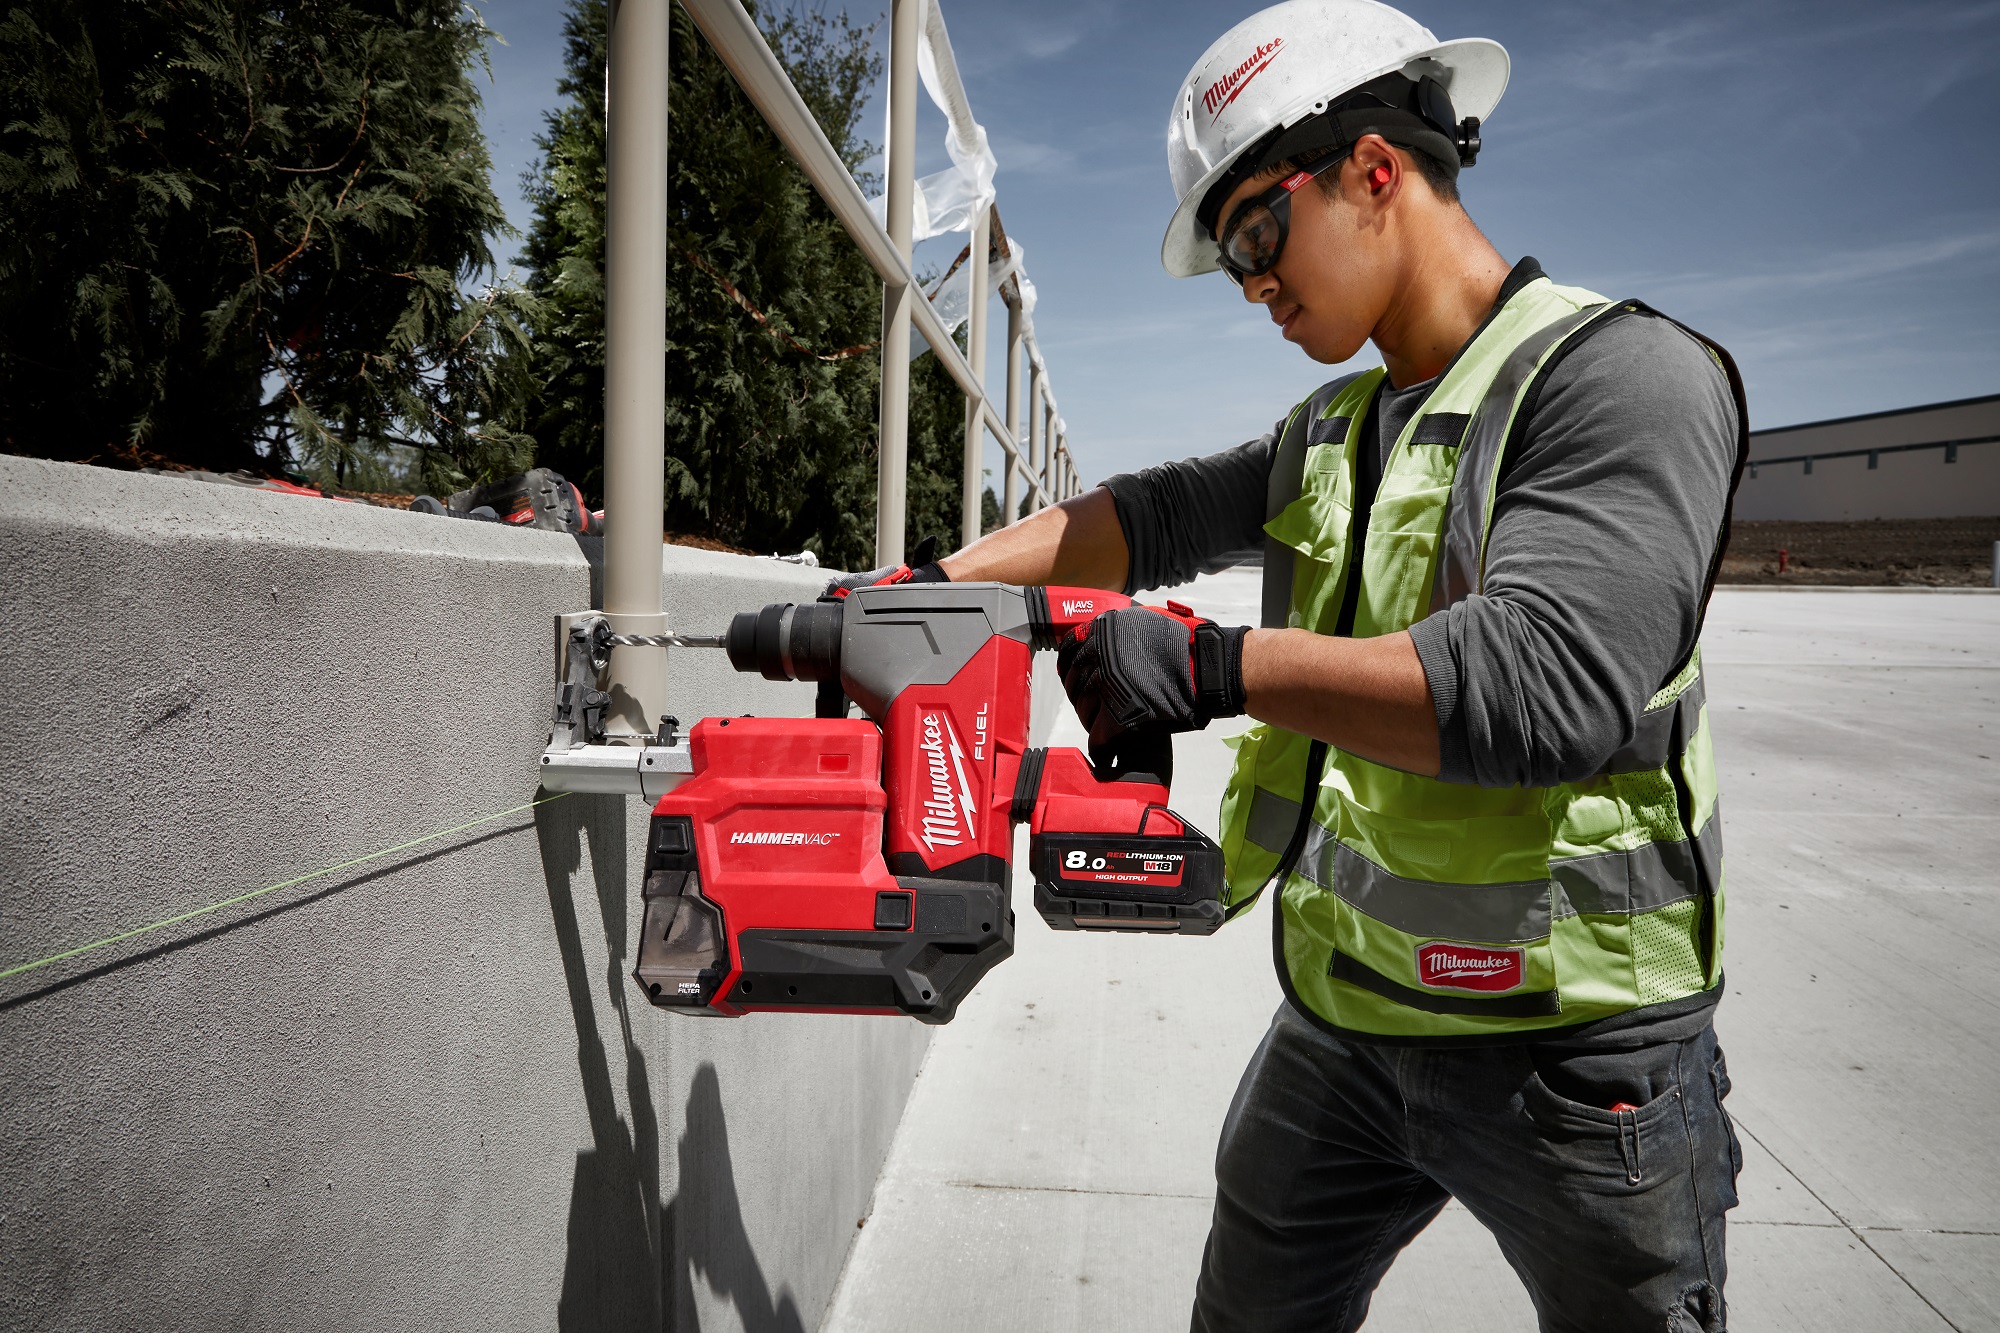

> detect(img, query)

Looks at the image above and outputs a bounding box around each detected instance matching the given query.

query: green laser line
[0,792,571,983]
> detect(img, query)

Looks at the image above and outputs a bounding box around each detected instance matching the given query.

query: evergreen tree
[0,0,535,491]
[515,0,970,568]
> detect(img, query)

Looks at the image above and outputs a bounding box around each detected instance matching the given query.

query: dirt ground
[1719,517,2000,586]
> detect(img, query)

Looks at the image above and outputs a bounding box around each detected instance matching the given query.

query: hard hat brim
[1160,36,1509,279]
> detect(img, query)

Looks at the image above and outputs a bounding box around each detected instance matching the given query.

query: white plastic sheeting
[870,0,1044,358]
[911,240,1031,359]
[869,0,997,243]
[866,0,1070,491]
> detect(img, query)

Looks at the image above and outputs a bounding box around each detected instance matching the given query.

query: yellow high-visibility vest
[1219,275,1747,1039]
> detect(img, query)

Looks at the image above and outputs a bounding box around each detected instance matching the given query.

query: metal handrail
[679,0,1062,514]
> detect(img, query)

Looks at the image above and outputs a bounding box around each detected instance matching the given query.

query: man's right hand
[1056,604,1248,754]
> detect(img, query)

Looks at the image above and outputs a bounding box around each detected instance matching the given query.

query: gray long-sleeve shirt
[1103,266,1739,789]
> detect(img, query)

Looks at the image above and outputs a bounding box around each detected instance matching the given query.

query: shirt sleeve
[1406,312,1739,788]
[1100,427,1281,595]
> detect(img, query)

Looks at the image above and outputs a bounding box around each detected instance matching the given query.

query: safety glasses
[1217,150,1348,287]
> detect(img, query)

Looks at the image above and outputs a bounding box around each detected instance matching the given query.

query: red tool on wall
[633,583,1224,1024]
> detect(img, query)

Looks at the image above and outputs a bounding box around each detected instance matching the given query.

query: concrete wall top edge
[0,456,848,593]
[0,456,592,566]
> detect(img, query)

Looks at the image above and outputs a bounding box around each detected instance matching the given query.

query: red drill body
[632,583,1224,1023]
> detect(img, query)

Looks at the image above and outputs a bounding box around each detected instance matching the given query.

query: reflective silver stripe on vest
[1552,811,1723,918]
[1429,306,1606,615]
[1275,806,1722,940]
[1297,825,1553,944]
[1595,673,1707,777]
[1245,785,1305,854]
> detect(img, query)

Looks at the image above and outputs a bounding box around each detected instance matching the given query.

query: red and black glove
[1056,605,1248,755]
[823,559,949,599]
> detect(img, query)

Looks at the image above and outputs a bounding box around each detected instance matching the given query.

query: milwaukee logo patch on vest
[1416,942,1523,993]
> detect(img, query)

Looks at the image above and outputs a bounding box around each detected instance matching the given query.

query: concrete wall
[0,457,933,1332]
[1736,393,2000,520]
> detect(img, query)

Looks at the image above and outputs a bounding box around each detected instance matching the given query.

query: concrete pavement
[823,572,2000,1332]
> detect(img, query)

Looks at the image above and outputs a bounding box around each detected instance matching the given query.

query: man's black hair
[1260,140,1461,208]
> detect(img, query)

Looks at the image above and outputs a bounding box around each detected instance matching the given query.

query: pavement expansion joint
[1733,1115,1971,1333]
[1729,1221,2000,1236]
[943,1179,1213,1202]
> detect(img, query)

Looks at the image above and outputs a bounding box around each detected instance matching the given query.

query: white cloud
[1635,226,2000,308]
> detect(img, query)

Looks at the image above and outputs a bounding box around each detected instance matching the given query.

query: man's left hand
[1056,605,1248,754]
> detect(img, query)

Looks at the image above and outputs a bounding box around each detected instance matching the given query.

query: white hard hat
[1162,0,1508,278]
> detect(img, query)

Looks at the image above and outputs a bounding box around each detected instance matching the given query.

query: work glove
[1056,605,1248,757]
[823,534,949,599]
[823,560,949,599]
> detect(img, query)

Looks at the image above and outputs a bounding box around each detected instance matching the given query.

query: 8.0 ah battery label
[1053,845,1186,888]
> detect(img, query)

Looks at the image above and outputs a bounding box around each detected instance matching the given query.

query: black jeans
[1191,1004,1742,1332]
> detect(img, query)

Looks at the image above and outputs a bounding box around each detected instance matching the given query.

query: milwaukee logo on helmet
[1202,37,1284,121]
[1415,942,1524,993]
[919,711,979,853]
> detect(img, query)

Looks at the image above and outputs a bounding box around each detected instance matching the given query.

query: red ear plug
[1369,165,1391,189]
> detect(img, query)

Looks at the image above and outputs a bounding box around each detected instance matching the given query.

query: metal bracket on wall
[539,612,697,799]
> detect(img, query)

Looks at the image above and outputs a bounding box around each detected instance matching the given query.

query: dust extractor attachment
[629,583,1228,1024]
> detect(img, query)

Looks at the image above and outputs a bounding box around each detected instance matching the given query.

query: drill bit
[606,632,727,649]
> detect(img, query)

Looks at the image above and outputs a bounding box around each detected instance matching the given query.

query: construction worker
[848,1,1747,1327]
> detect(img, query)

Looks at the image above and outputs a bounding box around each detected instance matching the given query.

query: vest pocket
[1354,529,1438,638]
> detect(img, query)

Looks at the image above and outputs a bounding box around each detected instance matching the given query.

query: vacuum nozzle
[725,601,845,682]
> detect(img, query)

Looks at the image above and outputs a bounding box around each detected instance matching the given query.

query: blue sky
[473,0,2000,484]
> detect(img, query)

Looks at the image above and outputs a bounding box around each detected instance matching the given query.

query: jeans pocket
[1520,1053,1684,1189]
[1520,1040,1696,1184]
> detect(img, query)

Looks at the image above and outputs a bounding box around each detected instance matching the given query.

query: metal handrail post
[875,0,920,566]
[1002,296,1022,524]
[1042,392,1057,500]
[959,206,991,548]
[1026,364,1044,511]
[600,0,671,744]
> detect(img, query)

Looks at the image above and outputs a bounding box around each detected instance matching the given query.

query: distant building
[1733,392,1999,520]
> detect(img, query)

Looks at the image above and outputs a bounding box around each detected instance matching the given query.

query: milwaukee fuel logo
[1202,38,1284,121]
[1415,942,1524,993]
[1061,598,1094,617]
[730,830,839,846]
[919,711,980,853]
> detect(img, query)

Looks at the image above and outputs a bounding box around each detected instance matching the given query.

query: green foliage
[0,0,535,491]
[514,0,971,567]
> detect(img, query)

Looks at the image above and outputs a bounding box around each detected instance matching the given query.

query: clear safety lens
[1222,204,1283,279]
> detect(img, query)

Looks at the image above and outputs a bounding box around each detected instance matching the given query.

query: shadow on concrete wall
[537,793,662,1329]
[666,1065,807,1333]
[537,795,802,1333]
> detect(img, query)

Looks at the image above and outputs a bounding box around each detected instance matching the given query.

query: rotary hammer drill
[633,582,1226,1024]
